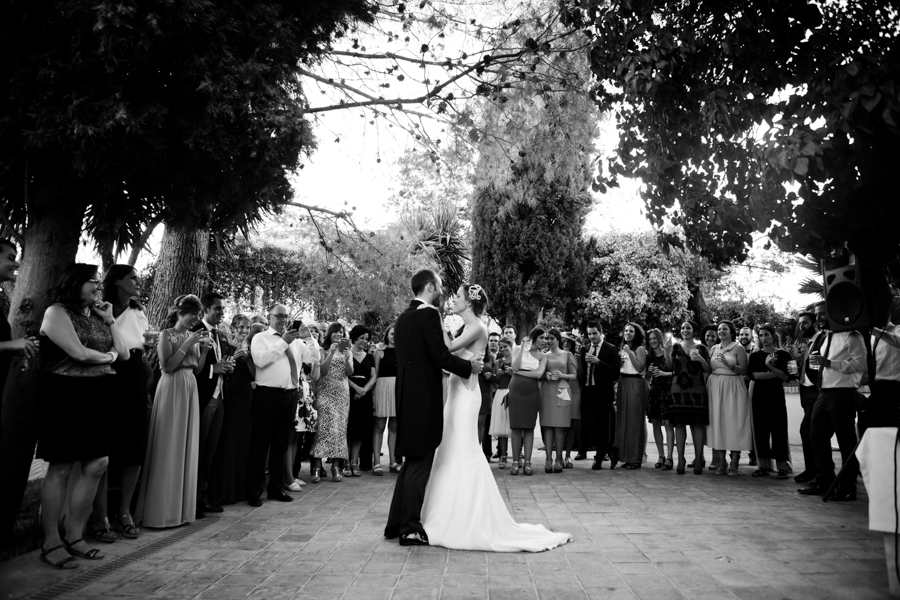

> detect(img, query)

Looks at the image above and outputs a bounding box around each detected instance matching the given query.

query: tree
[0,0,375,539]
[580,0,900,271]
[576,231,693,344]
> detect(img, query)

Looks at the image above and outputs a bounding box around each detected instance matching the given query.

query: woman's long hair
[102,264,142,309]
[624,322,645,350]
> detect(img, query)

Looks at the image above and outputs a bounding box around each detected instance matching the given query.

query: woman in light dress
[136,295,212,528]
[706,320,752,476]
[420,283,572,552]
[488,337,515,469]
[372,325,399,475]
[539,329,576,474]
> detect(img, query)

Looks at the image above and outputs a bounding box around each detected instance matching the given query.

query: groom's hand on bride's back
[471,355,484,374]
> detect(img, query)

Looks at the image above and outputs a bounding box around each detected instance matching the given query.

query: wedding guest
[0,239,38,410]
[311,322,354,482]
[208,314,255,504]
[373,325,399,475]
[194,292,233,514]
[347,325,376,477]
[577,323,620,468]
[502,325,519,352]
[666,321,711,474]
[749,324,791,478]
[489,337,514,468]
[645,328,674,470]
[250,315,267,326]
[540,329,576,473]
[478,341,498,461]
[615,323,649,469]
[247,305,313,504]
[508,327,548,476]
[87,266,153,543]
[36,264,128,568]
[561,335,582,468]
[869,305,900,431]
[707,320,751,476]
[702,325,718,350]
[793,308,821,484]
[136,294,211,526]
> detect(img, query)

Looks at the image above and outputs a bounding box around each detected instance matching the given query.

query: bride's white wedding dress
[421,341,573,552]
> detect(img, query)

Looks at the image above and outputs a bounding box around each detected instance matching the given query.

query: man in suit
[385,269,484,546]
[793,304,826,484]
[577,323,620,470]
[194,292,233,516]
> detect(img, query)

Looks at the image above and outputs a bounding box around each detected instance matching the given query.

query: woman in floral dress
[311,322,354,482]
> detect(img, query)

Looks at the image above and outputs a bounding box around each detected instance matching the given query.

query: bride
[420,283,572,552]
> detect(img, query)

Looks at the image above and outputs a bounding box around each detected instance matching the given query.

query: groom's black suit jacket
[394,299,473,458]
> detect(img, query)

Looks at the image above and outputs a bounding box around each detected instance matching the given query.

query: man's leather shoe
[267,490,293,502]
[609,455,618,470]
[591,459,602,470]
[195,510,207,519]
[399,532,429,546]
[793,470,816,484]
[199,501,223,513]
[574,453,587,461]
[384,526,400,540]
[248,496,263,507]
[828,486,858,502]
[797,484,828,496]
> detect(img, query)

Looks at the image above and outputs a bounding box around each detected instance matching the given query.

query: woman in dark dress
[645,328,674,470]
[208,314,255,504]
[37,264,129,569]
[666,320,711,475]
[748,324,791,479]
[478,345,498,459]
[507,327,548,476]
[347,325,376,477]
[87,265,154,544]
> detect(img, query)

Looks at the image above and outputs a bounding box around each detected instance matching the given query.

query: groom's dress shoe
[399,532,429,546]
[384,526,400,540]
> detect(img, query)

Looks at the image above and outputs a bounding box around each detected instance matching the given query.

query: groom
[385,269,483,546]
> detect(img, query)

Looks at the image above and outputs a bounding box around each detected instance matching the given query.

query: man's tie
[587,344,598,387]
[286,343,299,389]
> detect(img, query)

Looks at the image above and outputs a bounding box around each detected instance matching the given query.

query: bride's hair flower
[467,284,484,302]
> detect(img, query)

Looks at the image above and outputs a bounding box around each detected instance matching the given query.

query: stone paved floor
[0,442,889,600]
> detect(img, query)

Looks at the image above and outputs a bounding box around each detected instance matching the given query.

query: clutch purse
[556,380,571,406]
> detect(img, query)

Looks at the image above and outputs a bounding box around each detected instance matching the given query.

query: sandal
[40,544,78,570]
[564,457,573,469]
[389,462,402,473]
[509,459,520,476]
[751,468,770,478]
[88,519,117,544]
[553,460,563,473]
[664,458,673,471]
[655,456,665,469]
[350,461,362,477]
[544,460,553,474]
[311,467,322,483]
[331,466,343,482]
[64,538,104,560]
[776,469,788,480]
[715,467,727,476]
[114,515,140,539]
[498,456,507,470]
[373,464,384,476]
[523,462,534,476]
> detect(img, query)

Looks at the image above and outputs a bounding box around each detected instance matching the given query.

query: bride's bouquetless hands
[471,355,484,374]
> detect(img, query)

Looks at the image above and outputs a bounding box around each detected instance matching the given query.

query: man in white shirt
[868,310,900,430]
[799,312,867,500]
[247,304,316,506]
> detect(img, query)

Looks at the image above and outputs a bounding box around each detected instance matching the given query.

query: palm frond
[798,276,825,298]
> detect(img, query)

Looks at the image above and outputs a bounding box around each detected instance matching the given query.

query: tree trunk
[96,235,115,275]
[687,280,710,326]
[0,177,86,542]
[146,223,209,328]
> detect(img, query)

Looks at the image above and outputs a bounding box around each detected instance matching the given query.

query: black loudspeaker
[821,253,891,332]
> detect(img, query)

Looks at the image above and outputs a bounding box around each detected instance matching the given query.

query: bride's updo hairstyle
[461,283,488,317]
[165,294,203,328]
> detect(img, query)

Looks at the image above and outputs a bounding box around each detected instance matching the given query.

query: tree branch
[127,218,162,265]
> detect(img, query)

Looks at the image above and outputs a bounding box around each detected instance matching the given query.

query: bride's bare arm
[447,323,485,353]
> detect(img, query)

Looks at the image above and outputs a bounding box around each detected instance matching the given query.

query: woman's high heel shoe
[655,456,665,469]
[676,456,686,475]
[693,457,705,475]
[331,466,343,482]
[509,459,520,475]
[663,458,673,471]
[311,467,322,483]
[553,459,563,473]
[523,462,534,476]
[545,459,553,473]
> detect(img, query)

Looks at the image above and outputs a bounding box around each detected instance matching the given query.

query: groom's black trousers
[387,451,435,537]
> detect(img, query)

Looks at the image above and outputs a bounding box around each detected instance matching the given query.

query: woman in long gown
[421,283,572,552]
[208,315,255,504]
[135,295,212,528]
[311,322,354,482]
[748,324,791,479]
[615,323,649,468]
[707,320,752,476]
[347,325,376,477]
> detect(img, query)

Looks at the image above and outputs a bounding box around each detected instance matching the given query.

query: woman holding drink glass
[86,266,155,543]
[666,321,711,474]
[748,324,792,479]
[615,323,649,469]
[539,329,576,474]
[706,320,751,476]
[507,327,548,476]
[645,329,674,470]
